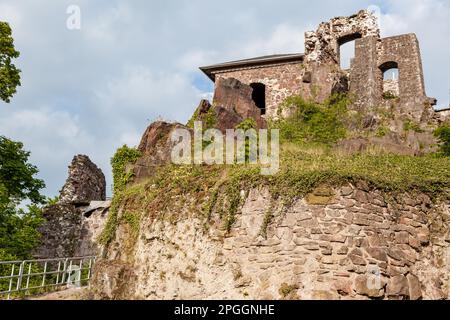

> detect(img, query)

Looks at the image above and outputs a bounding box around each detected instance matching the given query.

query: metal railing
[0,256,96,300]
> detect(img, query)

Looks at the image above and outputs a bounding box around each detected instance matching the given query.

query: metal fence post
[16,262,24,293]
[41,261,47,288]
[7,264,15,300]
[61,258,69,285]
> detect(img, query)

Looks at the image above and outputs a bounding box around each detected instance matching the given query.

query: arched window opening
[250,83,266,115]
[338,33,362,70]
[379,61,399,98]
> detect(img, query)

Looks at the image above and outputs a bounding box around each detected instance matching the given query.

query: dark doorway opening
[250,83,266,115]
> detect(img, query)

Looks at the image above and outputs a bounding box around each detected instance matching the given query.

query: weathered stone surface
[88,10,450,300]
[387,275,409,298]
[407,274,422,300]
[34,204,82,259]
[365,248,388,262]
[91,185,449,300]
[59,155,106,205]
[134,121,189,180]
[190,99,248,134]
[354,275,384,298]
[35,156,109,259]
[213,78,266,128]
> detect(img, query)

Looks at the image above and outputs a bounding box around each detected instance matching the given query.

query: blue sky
[0,0,449,197]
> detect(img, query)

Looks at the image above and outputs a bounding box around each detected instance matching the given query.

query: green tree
[0,136,46,260]
[0,21,21,103]
[0,136,45,205]
[434,124,450,156]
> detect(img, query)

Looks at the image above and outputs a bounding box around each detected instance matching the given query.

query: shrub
[271,94,349,145]
[111,145,141,194]
[434,124,450,156]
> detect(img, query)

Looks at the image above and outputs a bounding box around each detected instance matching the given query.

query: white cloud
[238,23,306,57]
[94,64,203,122]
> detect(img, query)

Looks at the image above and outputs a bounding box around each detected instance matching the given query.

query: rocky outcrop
[59,155,106,205]
[212,78,266,128]
[91,184,450,300]
[133,121,189,180]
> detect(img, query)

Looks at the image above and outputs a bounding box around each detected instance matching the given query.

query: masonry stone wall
[215,63,306,118]
[378,34,430,120]
[35,155,109,259]
[383,79,399,96]
[91,185,450,300]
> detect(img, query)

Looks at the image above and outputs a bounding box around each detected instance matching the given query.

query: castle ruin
[200,10,441,123]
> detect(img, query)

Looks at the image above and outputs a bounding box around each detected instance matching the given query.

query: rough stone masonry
[91,185,450,300]
[34,155,110,259]
[200,10,444,124]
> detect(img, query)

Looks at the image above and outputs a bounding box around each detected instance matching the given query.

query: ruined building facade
[201,10,442,122]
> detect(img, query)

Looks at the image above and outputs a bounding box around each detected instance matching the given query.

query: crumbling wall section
[59,155,106,205]
[304,10,379,64]
[378,34,431,120]
[35,155,109,259]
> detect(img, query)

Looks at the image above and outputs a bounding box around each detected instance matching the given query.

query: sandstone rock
[334,279,352,296]
[348,254,367,266]
[190,99,243,133]
[365,248,388,262]
[354,275,384,298]
[90,260,136,300]
[341,186,353,197]
[311,290,339,300]
[407,274,422,300]
[212,78,266,128]
[134,121,188,180]
[387,275,409,298]
[59,155,106,205]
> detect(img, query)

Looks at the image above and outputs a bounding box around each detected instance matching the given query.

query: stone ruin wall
[35,155,110,259]
[350,33,432,122]
[383,79,399,97]
[91,185,450,300]
[207,10,446,124]
[214,62,306,118]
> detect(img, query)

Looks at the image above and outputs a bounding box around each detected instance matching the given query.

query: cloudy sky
[0,0,449,197]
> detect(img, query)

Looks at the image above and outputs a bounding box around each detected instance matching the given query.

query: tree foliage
[0,136,45,205]
[0,136,46,260]
[0,21,21,103]
[434,124,450,156]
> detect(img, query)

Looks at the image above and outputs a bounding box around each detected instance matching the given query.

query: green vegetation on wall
[270,94,350,145]
[102,94,450,246]
[99,145,141,246]
[111,145,141,194]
